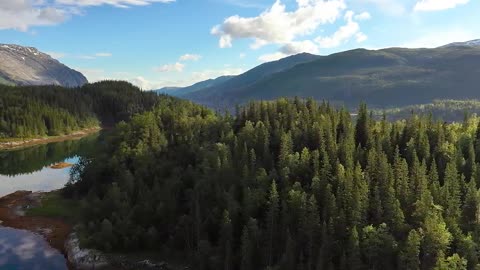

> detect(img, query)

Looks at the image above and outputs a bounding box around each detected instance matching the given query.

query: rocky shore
[0,190,187,270]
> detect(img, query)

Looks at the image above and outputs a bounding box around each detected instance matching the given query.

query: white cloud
[78,55,97,60]
[401,29,478,48]
[128,76,161,90]
[239,53,246,59]
[352,0,406,16]
[258,52,288,62]
[154,62,185,72]
[95,52,112,57]
[414,0,469,11]
[354,11,371,20]
[0,1,66,31]
[187,67,244,85]
[280,40,319,54]
[76,68,108,82]
[315,11,367,48]
[0,0,174,31]
[179,54,202,61]
[54,0,175,8]
[355,32,368,42]
[259,40,319,62]
[211,0,347,49]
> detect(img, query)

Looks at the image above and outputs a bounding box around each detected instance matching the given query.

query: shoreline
[0,127,101,151]
[0,190,74,268]
[0,190,185,270]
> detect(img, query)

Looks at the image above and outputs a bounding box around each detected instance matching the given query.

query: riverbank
[0,190,188,270]
[0,191,73,254]
[0,127,101,150]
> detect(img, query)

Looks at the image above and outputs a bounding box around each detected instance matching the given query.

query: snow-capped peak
[441,39,480,48]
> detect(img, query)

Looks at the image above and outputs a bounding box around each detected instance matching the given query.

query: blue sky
[1,0,480,90]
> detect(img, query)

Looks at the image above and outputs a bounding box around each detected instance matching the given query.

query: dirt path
[0,127,101,150]
[0,191,73,262]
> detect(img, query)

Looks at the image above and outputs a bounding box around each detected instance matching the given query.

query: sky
[1,0,480,90]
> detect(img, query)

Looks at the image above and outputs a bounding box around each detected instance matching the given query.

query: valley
[2,41,480,270]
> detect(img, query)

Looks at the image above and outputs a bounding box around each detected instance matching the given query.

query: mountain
[442,39,480,48]
[155,86,181,94]
[185,41,480,109]
[185,53,321,103]
[0,44,88,87]
[154,75,234,97]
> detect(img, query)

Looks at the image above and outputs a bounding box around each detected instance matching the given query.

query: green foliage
[0,81,159,138]
[26,191,80,222]
[67,98,480,269]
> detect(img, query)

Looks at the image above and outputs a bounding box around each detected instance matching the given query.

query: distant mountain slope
[185,42,480,109]
[0,44,88,87]
[155,86,181,94]
[442,39,480,48]
[185,53,321,102]
[154,75,234,97]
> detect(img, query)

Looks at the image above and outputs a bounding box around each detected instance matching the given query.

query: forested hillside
[66,98,480,269]
[185,45,480,109]
[378,100,480,122]
[0,81,159,138]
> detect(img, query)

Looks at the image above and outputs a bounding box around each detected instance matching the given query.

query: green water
[0,133,100,197]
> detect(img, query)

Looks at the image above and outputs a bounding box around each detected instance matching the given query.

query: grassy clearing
[27,191,80,222]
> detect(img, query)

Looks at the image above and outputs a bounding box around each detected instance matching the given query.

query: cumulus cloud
[0,0,174,31]
[258,9,369,62]
[179,54,202,61]
[154,62,185,72]
[0,1,66,31]
[215,1,369,63]
[211,0,347,49]
[414,0,469,11]
[315,11,367,49]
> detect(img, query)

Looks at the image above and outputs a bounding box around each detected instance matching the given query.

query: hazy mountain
[0,44,88,87]
[154,76,234,97]
[185,53,321,103]
[185,41,480,109]
[442,39,480,48]
[155,86,182,94]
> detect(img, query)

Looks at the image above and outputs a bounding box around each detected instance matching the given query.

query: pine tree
[399,229,422,270]
[266,180,280,267]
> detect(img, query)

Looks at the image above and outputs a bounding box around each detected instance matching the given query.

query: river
[0,133,100,269]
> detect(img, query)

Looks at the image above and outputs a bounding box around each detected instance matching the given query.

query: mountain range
[160,39,480,109]
[0,44,87,87]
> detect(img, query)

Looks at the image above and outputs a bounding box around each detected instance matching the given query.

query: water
[0,133,100,197]
[0,227,67,270]
[0,133,100,269]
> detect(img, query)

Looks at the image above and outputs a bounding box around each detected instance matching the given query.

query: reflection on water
[0,227,67,270]
[0,133,100,197]
[0,134,99,176]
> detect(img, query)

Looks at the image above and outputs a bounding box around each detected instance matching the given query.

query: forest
[65,96,480,270]
[377,100,480,122]
[0,81,159,138]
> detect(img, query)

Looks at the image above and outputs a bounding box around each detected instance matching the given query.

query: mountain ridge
[0,44,88,87]
[182,40,480,109]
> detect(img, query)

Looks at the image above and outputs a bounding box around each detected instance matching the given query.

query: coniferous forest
[0,81,158,138]
[64,96,480,270]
